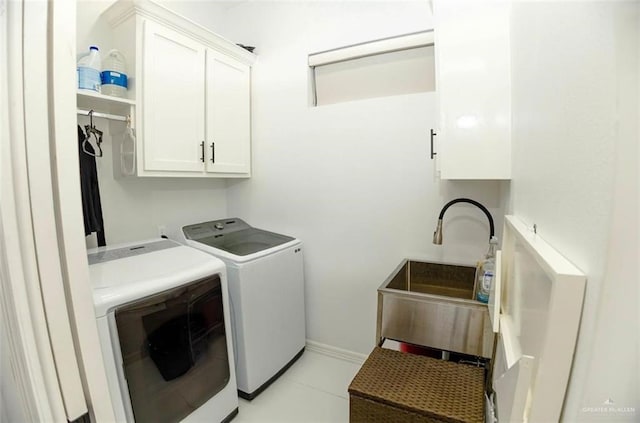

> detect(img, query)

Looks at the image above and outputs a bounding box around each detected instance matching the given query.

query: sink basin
[385,260,478,299]
[377,260,494,358]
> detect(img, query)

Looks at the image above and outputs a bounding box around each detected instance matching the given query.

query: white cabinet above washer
[103,0,255,178]
[205,50,251,175]
[142,20,206,173]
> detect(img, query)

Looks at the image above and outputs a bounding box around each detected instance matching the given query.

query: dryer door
[114,275,231,423]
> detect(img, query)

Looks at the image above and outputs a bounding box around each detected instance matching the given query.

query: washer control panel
[183,218,250,240]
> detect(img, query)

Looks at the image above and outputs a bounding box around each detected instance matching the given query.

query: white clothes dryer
[175,218,306,399]
[88,239,238,423]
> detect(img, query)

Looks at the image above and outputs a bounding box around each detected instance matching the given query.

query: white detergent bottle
[101,49,128,98]
[77,46,102,92]
[475,236,497,303]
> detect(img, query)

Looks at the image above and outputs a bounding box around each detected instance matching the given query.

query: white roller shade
[309,31,435,106]
[308,30,434,66]
[312,45,435,106]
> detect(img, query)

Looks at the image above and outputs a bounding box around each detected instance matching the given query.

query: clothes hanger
[83,110,103,157]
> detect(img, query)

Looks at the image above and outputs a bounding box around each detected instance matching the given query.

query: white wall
[510,1,639,420]
[77,1,228,248]
[202,1,506,354]
[73,0,640,418]
[78,0,505,355]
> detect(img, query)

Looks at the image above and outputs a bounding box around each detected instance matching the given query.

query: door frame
[2,0,69,420]
[1,0,116,421]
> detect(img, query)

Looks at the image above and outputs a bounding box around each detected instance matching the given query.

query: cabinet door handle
[200,141,205,162]
[430,129,437,160]
[210,142,215,163]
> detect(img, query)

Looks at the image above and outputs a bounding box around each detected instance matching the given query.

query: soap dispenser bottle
[475,236,498,303]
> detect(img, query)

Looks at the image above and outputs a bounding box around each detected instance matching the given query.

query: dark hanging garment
[78,125,106,246]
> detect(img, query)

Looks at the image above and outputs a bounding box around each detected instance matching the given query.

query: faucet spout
[433,219,443,245]
[433,198,495,244]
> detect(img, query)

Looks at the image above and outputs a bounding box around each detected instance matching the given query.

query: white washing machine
[175,218,306,399]
[88,239,238,423]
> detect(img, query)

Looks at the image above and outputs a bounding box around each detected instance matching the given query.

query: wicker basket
[348,347,484,423]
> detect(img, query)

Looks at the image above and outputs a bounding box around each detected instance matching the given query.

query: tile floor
[233,350,363,423]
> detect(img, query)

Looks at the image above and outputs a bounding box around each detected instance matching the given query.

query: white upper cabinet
[205,50,251,175]
[104,0,256,178]
[432,0,511,180]
[143,20,206,173]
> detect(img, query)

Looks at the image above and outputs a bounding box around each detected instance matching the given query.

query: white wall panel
[509,2,639,420]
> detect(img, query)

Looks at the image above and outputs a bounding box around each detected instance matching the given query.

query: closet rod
[77,108,128,122]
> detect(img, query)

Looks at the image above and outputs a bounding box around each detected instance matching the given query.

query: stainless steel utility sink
[377,260,494,358]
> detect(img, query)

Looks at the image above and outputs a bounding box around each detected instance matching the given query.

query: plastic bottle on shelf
[77,46,102,93]
[101,50,128,98]
[475,236,498,303]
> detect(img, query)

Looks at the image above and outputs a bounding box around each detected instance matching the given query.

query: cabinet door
[205,50,251,175]
[142,20,205,173]
[434,0,511,180]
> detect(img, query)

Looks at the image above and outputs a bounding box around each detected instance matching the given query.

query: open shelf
[77,90,135,118]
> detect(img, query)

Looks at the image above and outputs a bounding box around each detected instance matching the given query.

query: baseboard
[305,339,367,365]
